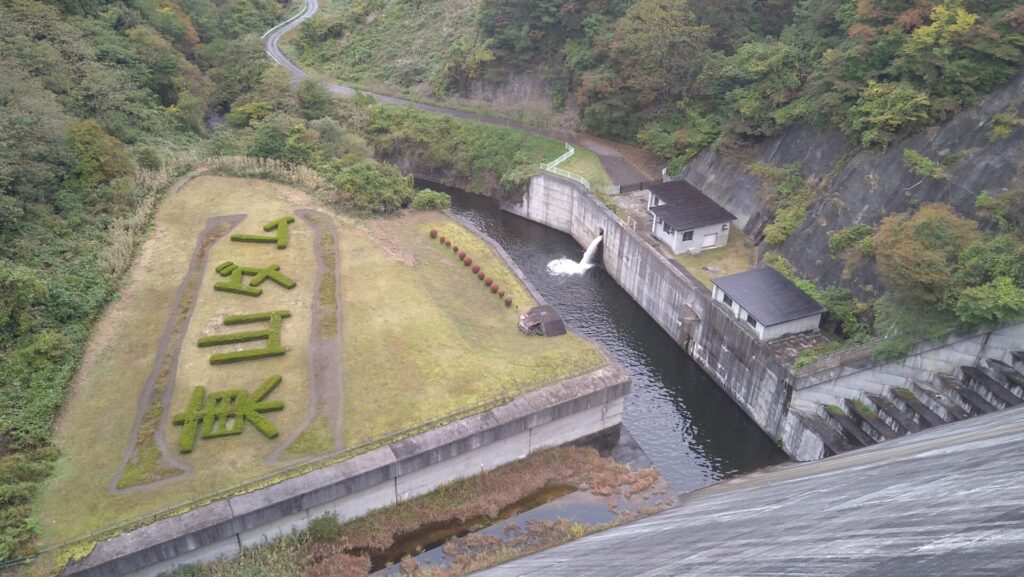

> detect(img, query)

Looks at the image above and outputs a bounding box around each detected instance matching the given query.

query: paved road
[262,0,661,185]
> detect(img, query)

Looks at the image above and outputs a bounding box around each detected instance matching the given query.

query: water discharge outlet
[546,234,603,275]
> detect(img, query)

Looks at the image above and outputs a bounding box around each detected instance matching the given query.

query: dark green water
[442,186,787,490]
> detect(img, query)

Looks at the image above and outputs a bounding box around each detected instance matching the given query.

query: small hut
[518,305,567,337]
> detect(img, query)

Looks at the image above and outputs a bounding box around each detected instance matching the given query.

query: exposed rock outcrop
[679,68,1024,298]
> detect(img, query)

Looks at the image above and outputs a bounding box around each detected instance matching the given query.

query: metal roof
[648,180,736,232]
[518,305,567,337]
[712,268,825,327]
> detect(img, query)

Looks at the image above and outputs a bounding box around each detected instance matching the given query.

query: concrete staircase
[802,351,1024,457]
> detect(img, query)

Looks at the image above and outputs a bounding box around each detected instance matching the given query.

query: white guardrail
[541,143,592,191]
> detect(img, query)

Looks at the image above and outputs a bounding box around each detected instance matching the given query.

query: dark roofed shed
[712,268,825,327]
[648,180,736,232]
[518,305,567,337]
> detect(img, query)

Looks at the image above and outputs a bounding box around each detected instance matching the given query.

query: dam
[474,404,1024,576]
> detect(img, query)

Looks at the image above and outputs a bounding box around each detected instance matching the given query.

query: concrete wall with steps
[791,322,1024,415]
[61,365,630,577]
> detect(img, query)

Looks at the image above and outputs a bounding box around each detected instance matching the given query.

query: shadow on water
[428,183,787,491]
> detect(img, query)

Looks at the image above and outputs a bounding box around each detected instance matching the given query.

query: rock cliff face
[679,69,1024,298]
[459,67,579,131]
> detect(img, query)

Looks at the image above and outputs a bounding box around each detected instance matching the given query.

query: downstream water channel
[442,186,787,491]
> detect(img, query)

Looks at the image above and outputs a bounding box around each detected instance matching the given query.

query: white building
[711,268,826,341]
[647,180,736,254]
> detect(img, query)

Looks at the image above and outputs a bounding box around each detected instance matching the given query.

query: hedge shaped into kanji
[197,310,291,365]
[231,216,295,249]
[173,375,285,454]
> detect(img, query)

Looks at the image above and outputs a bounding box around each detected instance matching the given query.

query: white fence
[540,143,625,198]
[540,143,593,191]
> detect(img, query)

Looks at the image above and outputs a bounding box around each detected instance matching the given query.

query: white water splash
[547,257,593,275]
[547,235,602,276]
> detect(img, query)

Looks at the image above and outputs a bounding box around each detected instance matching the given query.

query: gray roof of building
[711,267,825,326]
[648,180,736,232]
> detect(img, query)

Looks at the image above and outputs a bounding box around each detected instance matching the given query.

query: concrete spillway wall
[505,174,812,457]
[506,173,1024,463]
[472,404,1024,577]
[61,365,630,577]
[792,322,1024,411]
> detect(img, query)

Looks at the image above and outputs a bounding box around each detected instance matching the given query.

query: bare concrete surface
[472,405,1024,577]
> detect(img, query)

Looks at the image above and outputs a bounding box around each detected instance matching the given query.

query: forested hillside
[463,0,1024,166]
[0,0,287,560]
[0,0,571,561]
[291,0,1024,360]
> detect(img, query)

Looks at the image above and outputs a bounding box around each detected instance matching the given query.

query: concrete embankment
[504,173,817,458]
[504,172,1024,462]
[60,365,629,577]
[473,403,1024,577]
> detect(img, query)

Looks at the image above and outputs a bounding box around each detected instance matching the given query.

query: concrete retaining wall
[506,173,1024,464]
[506,174,806,455]
[61,365,630,577]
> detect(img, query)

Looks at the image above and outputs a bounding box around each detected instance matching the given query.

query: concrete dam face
[474,404,1024,577]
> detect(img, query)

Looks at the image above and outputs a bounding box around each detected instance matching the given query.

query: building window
[681,230,693,242]
[662,220,672,234]
[746,313,757,328]
[722,224,729,231]
[722,294,733,307]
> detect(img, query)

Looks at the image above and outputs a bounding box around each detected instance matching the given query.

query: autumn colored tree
[896,1,1024,103]
[872,202,981,305]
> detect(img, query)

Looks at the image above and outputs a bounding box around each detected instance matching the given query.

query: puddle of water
[358,484,576,572]
[372,488,623,576]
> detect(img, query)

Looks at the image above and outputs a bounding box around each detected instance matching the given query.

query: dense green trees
[0,0,284,560]
[467,0,1024,159]
[868,203,1024,357]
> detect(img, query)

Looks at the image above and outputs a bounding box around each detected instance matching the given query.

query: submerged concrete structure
[475,405,1024,577]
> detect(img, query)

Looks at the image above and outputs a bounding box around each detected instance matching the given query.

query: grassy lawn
[557,148,612,192]
[339,213,604,445]
[35,176,606,550]
[673,231,756,289]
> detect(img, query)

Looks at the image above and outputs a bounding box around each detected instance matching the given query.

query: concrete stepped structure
[473,405,1024,577]
[810,352,1024,456]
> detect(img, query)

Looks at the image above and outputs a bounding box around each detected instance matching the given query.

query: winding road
[262,0,661,185]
